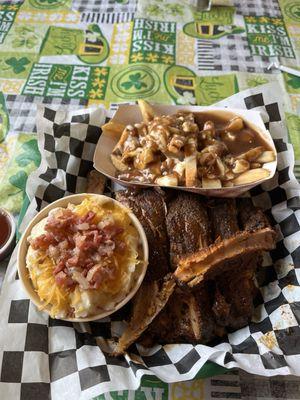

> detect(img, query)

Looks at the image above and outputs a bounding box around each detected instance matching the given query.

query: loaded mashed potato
[26,196,140,319]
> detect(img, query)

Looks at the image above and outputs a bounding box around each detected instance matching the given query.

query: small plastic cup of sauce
[0,208,16,261]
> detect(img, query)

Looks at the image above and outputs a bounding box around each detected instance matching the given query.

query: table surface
[0,0,300,399]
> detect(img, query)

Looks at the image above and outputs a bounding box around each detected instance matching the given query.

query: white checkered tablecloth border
[234,0,282,17]
[4,95,89,134]
[72,0,137,15]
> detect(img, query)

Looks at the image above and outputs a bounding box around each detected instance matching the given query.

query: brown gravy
[0,212,11,249]
[194,112,271,156]
[113,109,275,188]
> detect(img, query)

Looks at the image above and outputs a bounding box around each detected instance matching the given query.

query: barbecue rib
[166,193,211,269]
[115,188,170,281]
[211,252,260,330]
[175,196,276,287]
[141,283,220,345]
[209,198,239,240]
[114,189,173,355]
[142,255,261,346]
[238,198,271,231]
[113,275,175,355]
[175,227,276,286]
[142,192,214,345]
[113,189,276,352]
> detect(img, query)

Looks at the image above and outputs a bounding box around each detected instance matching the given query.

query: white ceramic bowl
[17,193,149,322]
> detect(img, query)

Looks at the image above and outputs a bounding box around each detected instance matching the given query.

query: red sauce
[0,212,11,249]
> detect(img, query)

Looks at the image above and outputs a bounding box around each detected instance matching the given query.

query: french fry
[202,177,222,189]
[133,148,154,170]
[184,137,197,187]
[138,99,155,122]
[112,128,130,154]
[110,154,129,172]
[173,161,185,180]
[102,121,126,134]
[226,116,244,132]
[232,168,270,185]
[156,174,178,186]
[185,155,197,186]
[224,171,235,181]
[223,181,234,187]
[250,162,261,169]
[102,121,128,154]
[256,150,276,164]
[232,159,249,174]
[236,146,264,162]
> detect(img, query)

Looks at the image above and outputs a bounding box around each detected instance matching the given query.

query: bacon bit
[46,209,76,232]
[48,245,58,258]
[78,211,95,224]
[86,264,102,283]
[103,225,124,238]
[86,263,117,289]
[30,208,124,290]
[67,236,75,247]
[65,255,80,267]
[53,261,65,275]
[30,233,56,250]
[58,240,69,251]
[55,271,74,287]
[82,269,88,278]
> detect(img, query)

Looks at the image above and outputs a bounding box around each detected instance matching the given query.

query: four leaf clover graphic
[121,73,148,91]
[146,5,162,17]
[4,57,31,74]
[12,36,38,49]
[166,4,184,16]
[246,76,268,88]
[12,26,39,49]
[15,26,35,35]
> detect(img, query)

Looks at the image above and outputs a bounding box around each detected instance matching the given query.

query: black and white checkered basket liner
[0,83,299,400]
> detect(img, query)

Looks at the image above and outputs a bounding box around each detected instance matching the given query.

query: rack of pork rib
[112,188,276,355]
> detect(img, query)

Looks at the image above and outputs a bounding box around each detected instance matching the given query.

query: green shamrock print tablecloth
[0,1,300,216]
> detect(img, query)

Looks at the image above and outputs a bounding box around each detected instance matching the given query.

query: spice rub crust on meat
[113,189,276,354]
[115,188,169,281]
[166,193,211,269]
[113,189,173,355]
